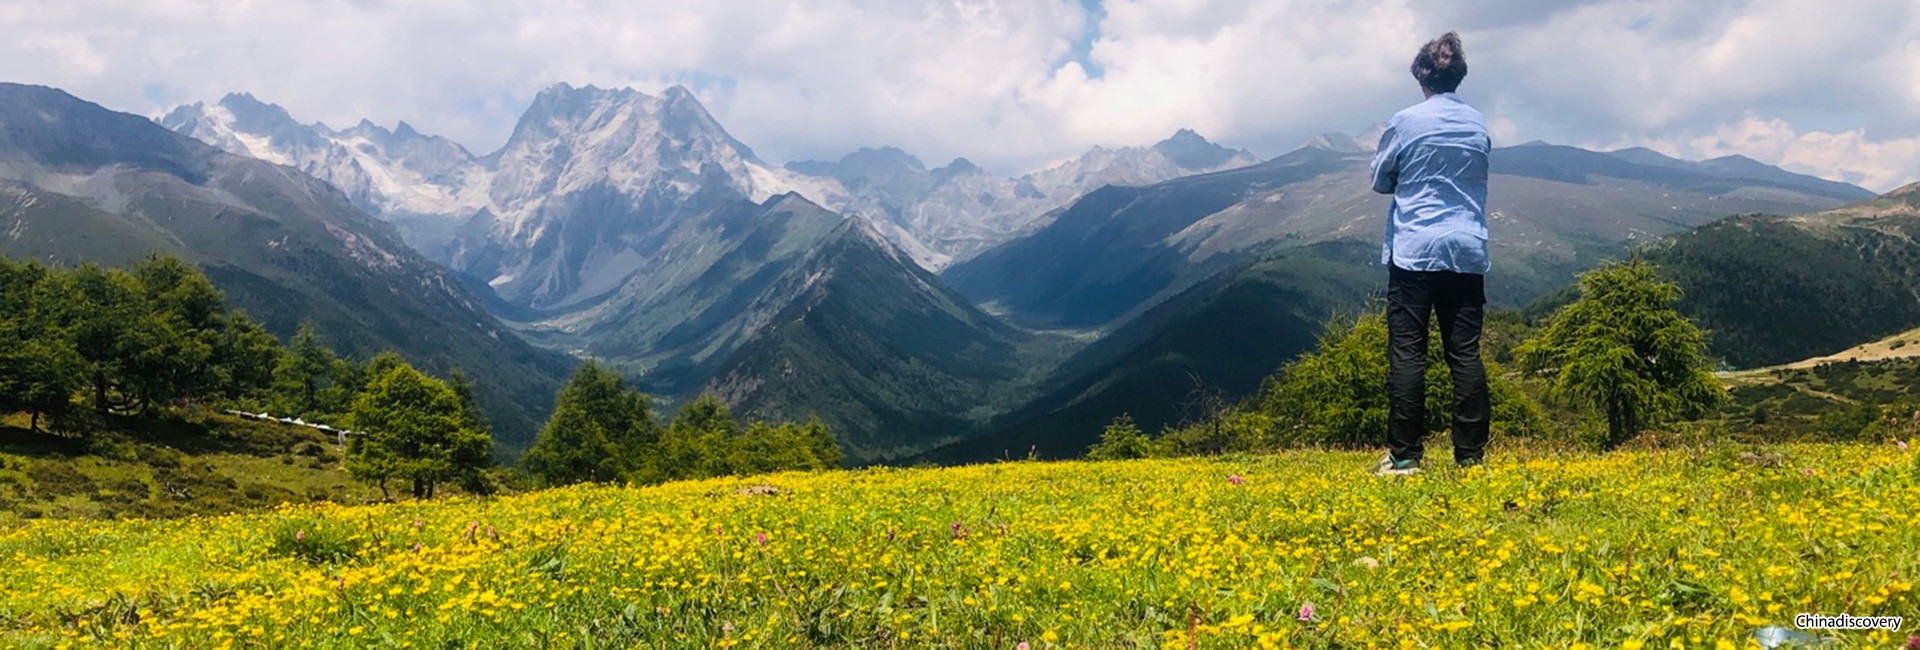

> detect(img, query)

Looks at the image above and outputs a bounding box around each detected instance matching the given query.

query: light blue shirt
[1370,93,1491,274]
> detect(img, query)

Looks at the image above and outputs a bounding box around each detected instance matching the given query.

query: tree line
[1,255,842,500]
[1092,260,1727,459]
[519,362,842,487]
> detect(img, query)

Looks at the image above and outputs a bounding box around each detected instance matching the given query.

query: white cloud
[0,0,1913,189]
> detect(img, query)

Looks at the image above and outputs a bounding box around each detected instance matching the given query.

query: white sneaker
[1371,454,1422,476]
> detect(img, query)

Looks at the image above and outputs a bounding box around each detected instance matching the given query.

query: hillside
[0,413,380,522]
[1723,326,1920,378]
[700,206,1068,462]
[928,241,1380,461]
[945,141,1873,331]
[0,83,573,453]
[4,444,1914,647]
[1644,183,1920,368]
[1719,353,1920,444]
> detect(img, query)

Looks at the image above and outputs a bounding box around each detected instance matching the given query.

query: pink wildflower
[1227,475,1246,486]
[1297,601,1315,621]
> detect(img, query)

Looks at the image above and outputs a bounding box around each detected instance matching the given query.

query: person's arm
[1370,123,1400,194]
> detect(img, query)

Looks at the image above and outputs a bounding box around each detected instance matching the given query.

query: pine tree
[123,256,222,407]
[1518,259,1724,447]
[211,312,281,403]
[448,370,491,436]
[798,417,843,469]
[63,264,146,417]
[521,362,662,486]
[274,323,341,416]
[0,259,81,431]
[727,418,844,475]
[347,361,491,499]
[445,370,497,494]
[1087,414,1152,460]
[659,394,739,481]
[1247,312,1548,450]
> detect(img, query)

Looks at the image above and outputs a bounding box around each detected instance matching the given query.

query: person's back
[1369,32,1492,476]
[1373,92,1491,273]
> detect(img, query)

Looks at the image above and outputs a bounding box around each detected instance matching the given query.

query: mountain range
[783,130,1257,269]
[944,137,1875,331]
[921,132,1876,460]
[0,83,573,453]
[156,85,1251,460]
[163,87,1255,276]
[131,80,1901,464]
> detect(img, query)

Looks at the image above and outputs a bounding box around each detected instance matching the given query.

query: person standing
[1369,32,1492,475]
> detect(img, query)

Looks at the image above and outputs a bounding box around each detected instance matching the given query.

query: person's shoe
[1371,454,1422,476]
[1456,457,1485,469]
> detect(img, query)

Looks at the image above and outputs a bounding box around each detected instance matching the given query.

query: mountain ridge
[945,134,1876,332]
[0,82,573,453]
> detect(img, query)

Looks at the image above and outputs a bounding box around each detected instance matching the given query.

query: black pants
[1386,265,1489,464]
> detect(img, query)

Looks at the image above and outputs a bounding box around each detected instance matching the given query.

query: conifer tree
[1518,259,1723,447]
[0,259,81,431]
[1087,414,1153,460]
[347,361,491,499]
[522,362,662,485]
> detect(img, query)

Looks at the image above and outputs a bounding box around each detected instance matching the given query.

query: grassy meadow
[3,442,1917,648]
[0,413,380,524]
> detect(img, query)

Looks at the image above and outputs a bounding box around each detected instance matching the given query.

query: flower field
[4,444,1917,648]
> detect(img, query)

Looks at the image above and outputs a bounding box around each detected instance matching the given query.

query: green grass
[0,412,381,524]
[2,441,1916,648]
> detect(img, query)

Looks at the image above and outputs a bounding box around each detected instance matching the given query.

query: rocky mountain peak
[1152,128,1251,170]
[215,92,305,133]
[933,157,984,180]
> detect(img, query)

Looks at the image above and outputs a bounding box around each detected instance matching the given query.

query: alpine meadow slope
[7,446,1918,647]
[0,83,572,453]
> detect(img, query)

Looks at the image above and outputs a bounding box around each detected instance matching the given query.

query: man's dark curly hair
[1412,32,1467,94]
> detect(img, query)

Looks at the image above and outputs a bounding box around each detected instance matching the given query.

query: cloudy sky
[3,0,1916,190]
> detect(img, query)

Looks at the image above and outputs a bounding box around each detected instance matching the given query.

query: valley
[4,78,1908,467]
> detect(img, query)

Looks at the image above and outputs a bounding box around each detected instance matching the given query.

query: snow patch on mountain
[163,85,1261,296]
[161,94,489,236]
